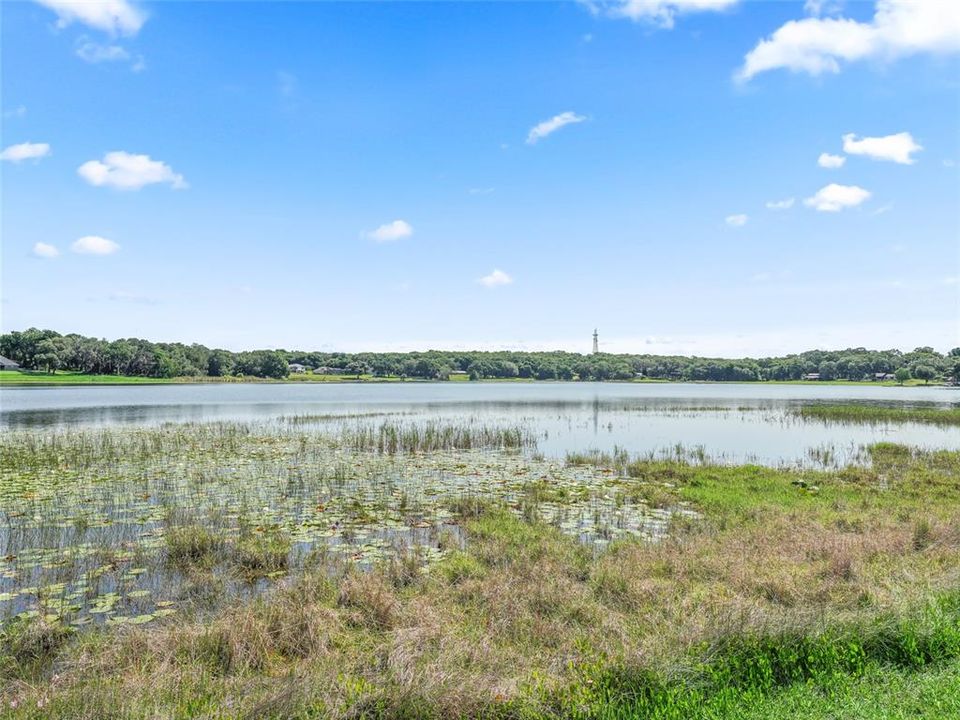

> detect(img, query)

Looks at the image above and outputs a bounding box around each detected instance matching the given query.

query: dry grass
[3,446,960,718]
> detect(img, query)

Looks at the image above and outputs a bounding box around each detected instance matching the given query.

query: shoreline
[0,372,944,389]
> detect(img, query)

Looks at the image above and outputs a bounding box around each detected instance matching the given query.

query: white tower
[592,328,599,354]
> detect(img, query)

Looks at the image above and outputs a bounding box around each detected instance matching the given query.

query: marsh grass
[798,403,960,426]
[2,421,960,717]
[341,420,537,454]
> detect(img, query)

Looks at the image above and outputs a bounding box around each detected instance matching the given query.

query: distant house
[0,355,21,370]
[314,366,349,375]
[801,372,820,381]
[288,363,307,374]
[873,373,895,381]
[449,370,468,375]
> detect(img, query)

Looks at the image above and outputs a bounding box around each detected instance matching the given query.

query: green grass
[798,403,960,426]
[2,424,959,717]
[0,370,176,385]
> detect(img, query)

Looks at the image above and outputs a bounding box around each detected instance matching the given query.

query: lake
[2,382,957,466]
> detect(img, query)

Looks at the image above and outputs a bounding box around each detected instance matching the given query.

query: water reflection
[2,383,958,466]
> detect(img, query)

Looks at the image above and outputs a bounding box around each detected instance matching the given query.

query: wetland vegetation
[797,404,960,426]
[1,415,959,718]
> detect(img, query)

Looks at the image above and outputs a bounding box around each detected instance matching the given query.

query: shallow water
[2,382,958,465]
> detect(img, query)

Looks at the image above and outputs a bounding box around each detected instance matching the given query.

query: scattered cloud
[737,0,960,81]
[76,41,129,63]
[71,235,120,255]
[803,0,844,17]
[78,151,187,190]
[765,197,795,210]
[1,142,51,163]
[818,152,846,168]
[725,213,748,227]
[804,183,871,212]
[3,105,27,119]
[842,131,922,164]
[526,111,586,144]
[34,0,146,36]
[600,0,739,29]
[32,242,60,259]
[871,203,893,216]
[478,269,513,288]
[367,220,413,243]
[582,32,594,42]
[945,159,957,168]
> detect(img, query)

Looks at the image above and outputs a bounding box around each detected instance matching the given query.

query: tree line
[1,328,956,383]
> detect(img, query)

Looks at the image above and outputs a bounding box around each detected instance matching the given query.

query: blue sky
[2,0,958,355]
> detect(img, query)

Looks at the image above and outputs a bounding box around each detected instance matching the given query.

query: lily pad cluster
[1,421,694,629]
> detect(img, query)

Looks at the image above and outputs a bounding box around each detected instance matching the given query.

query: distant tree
[207,350,234,377]
[894,367,911,385]
[818,361,839,381]
[912,364,936,384]
[34,338,61,374]
[260,351,289,379]
[346,360,369,379]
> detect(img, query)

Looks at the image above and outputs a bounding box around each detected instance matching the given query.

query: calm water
[2,382,957,466]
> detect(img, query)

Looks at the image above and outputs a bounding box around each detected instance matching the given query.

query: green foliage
[2,328,952,383]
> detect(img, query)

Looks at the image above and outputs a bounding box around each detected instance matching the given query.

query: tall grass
[798,404,960,426]
[340,420,536,454]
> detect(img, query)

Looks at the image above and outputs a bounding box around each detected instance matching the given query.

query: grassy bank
[1,425,959,717]
[0,371,176,385]
[1,370,943,386]
[799,404,960,426]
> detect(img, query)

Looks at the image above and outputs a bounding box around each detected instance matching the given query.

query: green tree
[818,361,839,381]
[894,367,911,385]
[912,364,936,384]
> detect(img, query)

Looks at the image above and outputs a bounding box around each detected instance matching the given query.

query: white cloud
[367,220,413,243]
[765,197,795,210]
[1,142,51,163]
[34,0,146,35]
[725,213,748,227]
[3,105,27,119]
[803,183,871,212]
[76,41,129,63]
[526,111,586,144]
[842,131,922,164]
[32,242,60,259]
[78,151,187,190]
[606,0,738,29]
[818,152,846,168]
[737,0,960,81]
[803,0,844,17]
[478,269,513,288]
[71,235,120,255]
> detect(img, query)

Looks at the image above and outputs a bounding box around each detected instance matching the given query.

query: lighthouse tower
[592,329,599,354]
